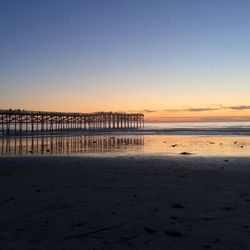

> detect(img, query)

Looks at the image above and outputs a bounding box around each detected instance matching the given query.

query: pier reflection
[0,135,144,156]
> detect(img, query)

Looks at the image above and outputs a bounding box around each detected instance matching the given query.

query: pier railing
[0,109,144,135]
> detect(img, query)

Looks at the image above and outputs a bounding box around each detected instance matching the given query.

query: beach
[1,156,250,249]
[2,0,250,249]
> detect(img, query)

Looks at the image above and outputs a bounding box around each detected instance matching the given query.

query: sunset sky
[1,0,250,122]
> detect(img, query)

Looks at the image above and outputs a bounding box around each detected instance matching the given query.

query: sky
[0,0,250,122]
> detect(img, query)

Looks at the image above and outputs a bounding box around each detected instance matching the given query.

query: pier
[0,109,144,135]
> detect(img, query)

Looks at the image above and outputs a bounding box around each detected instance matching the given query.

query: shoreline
[1,127,250,138]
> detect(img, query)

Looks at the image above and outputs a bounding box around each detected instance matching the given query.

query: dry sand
[1,156,250,249]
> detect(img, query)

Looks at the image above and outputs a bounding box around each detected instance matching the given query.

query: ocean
[143,122,250,135]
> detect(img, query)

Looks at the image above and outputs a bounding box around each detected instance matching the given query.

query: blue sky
[0,0,250,120]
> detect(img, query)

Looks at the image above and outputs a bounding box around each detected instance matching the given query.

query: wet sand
[1,156,250,249]
[2,134,250,157]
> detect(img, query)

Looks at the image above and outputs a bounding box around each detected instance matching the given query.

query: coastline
[1,156,250,249]
[2,127,250,138]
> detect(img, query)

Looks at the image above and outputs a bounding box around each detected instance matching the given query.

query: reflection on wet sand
[0,135,144,156]
[1,134,250,157]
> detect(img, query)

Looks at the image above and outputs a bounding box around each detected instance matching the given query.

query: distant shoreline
[1,128,250,137]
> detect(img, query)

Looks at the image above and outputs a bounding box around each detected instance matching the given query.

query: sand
[1,156,250,249]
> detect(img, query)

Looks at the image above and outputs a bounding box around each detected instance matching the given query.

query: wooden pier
[0,109,144,135]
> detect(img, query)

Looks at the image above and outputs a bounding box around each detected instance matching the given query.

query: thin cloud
[165,109,182,112]
[165,107,221,112]
[166,105,250,112]
[185,107,220,112]
[227,105,250,110]
[127,109,157,113]
[150,116,250,123]
[143,109,157,113]
[130,105,250,114]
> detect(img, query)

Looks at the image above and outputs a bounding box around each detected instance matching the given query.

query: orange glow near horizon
[1,83,250,123]
[1,103,250,123]
[145,116,250,123]
[143,109,250,122]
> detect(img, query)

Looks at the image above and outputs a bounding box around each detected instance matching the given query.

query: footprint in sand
[171,203,185,209]
[165,230,184,237]
[144,226,156,234]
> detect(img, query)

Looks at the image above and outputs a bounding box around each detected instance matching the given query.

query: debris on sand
[171,203,185,209]
[220,206,235,211]
[180,152,192,155]
[165,230,184,237]
[144,226,156,233]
